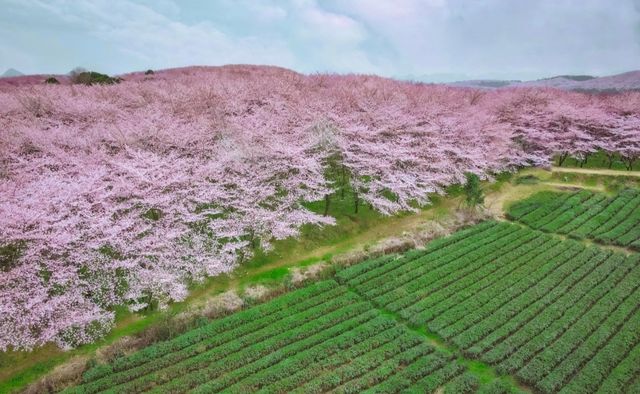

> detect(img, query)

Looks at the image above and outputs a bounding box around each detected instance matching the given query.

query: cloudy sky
[1,0,639,81]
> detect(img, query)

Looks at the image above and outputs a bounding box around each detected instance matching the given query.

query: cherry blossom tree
[1,65,639,350]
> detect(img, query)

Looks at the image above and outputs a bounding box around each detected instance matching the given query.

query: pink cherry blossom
[1,65,638,350]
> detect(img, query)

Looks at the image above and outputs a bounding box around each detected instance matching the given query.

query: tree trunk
[558,152,569,167]
[341,166,346,199]
[580,154,589,168]
[354,191,359,214]
[323,194,331,216]
[626,158,635,171]
[248,229,257,249]
[607,154,614,169]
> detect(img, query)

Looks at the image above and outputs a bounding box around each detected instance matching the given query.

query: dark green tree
[463,172,485,208]
[71,71,119,85]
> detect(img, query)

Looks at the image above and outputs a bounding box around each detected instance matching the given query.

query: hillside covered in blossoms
[1,65,640,351]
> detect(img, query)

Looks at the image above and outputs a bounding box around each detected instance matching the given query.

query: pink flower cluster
[1,65,638,350]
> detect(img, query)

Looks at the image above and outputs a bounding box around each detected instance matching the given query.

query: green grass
[239,267,289,287]
[555,150,639,171]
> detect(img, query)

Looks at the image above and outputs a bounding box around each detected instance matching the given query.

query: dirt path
[190,197,461,301]
[484,182,558,219]
[552,166,640,178]
[484,177,605,220]
[540,182,605,191]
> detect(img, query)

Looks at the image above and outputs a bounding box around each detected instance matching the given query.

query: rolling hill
[449,70,640,92]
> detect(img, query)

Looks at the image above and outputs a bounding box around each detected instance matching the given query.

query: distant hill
[0,74,70,89]
[540,74,596,82]
[448,79,520,89]
[448,71,640,92]
[2,66,639,93]
[1,68,24,78]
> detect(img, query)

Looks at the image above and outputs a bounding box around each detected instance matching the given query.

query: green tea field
[66,279,491,393]
[338,221,640,393]
[507,189,640,250]
[64,212,640,393]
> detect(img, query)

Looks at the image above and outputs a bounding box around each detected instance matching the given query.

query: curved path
[552,166,640,178]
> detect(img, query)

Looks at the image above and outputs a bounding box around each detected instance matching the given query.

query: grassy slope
[2,166,638,392]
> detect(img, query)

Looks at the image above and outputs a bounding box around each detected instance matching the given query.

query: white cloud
[296,3,366,44]
[1,0,639,79]
[11,0,298,72]
[330,0,640,79]
[286,0,381,74]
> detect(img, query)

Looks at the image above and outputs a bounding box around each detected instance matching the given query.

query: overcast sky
[1,0,639,81]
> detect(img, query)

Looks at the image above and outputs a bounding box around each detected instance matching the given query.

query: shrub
[477,379,517,393]
[142,208,163,221]
[71,71,119,85]
[463,172,485,208]
[45,76,60,84]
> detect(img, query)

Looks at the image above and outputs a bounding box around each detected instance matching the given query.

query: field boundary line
[342,286,533,393]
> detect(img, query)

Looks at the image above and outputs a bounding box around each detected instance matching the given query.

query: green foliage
[463,172,485,207]
[97,244,123,260]
[445,182,464,197]
[0,241,24,272]
[44,76,60,84]
[445,372,480,393]
[144,69,154,75]
[16,186,640,393]
[494,171,514,183]
[72,71,119,86]
[141,208,163,221]
[477,379,519,394]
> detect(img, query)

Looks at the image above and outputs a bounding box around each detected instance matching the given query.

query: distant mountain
[539,75,596,82]
[522,71,640,91]
[1,68,24,78]
[448,79,520,89]
[448,71,640,92]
